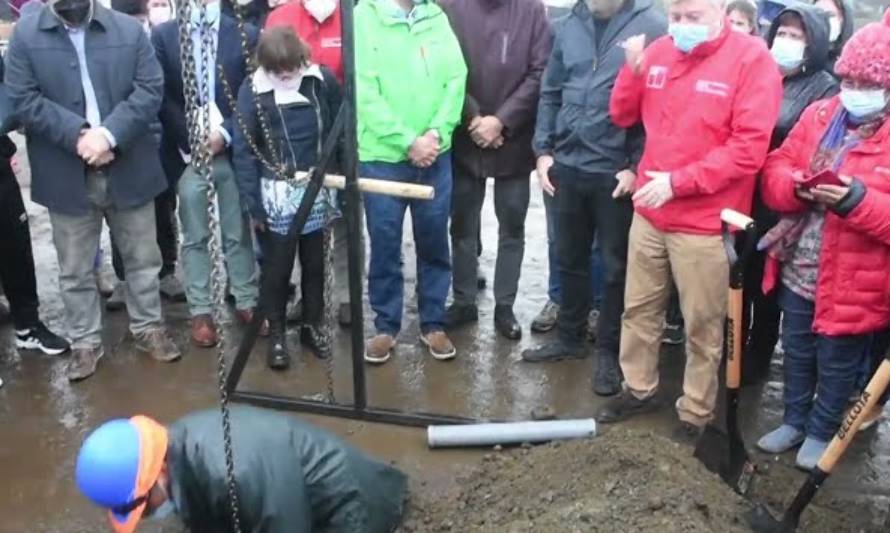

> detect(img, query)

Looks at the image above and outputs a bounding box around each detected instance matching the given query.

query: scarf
[757,107,885,260]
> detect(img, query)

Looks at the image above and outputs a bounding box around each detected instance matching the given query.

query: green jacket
[355,0,467,163]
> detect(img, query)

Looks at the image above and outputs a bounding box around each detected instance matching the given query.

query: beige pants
[619,214,728,426]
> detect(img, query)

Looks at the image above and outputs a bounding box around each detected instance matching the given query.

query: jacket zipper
[275,103,300,177]
[311,81,323,161]
[500,33,508,65]
[420,45,431,77]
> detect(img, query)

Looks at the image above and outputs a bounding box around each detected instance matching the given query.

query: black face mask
[54,0,92,26]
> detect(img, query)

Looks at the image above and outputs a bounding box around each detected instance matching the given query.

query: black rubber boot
[444,303,478,330]
[301,325,331,359]
[521,340,587,363]
[494,305,522,340]
[267,333,291,371]
[592,352,622,397]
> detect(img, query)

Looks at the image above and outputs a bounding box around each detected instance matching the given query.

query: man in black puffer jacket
[743,2,839,385]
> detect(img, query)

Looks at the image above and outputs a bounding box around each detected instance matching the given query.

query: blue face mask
[669,23,710,53]
[840,88,888,119]
[770,36,805,71]
[189,1,220,26]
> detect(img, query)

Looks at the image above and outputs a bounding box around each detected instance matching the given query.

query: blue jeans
[779,286,870,441]
[361,155,452,335]
[543,190,602,308]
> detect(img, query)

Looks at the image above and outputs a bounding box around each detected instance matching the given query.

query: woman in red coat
[755,12,890,470]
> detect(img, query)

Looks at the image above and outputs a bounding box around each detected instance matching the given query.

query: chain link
[176,5,341,527]
[176,2,242,531]
[322,224,335,402]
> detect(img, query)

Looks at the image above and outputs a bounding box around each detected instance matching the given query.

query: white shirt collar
[253,65,324,105]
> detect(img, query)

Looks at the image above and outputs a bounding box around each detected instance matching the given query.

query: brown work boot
[135,328,182,362]
[364,334,395,364]
[420,331,457,361]
[67,347,104,382]
[236,308,270,337]
[191,314,219,347]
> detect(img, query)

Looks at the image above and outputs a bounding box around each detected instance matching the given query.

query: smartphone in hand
[799,169,843,189]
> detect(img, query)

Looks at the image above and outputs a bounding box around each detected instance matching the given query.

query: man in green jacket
[75,407,407,532]
[355,0,467,364]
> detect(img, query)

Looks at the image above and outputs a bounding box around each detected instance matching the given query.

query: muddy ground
[401,427,881,533]
[1,134,888,532]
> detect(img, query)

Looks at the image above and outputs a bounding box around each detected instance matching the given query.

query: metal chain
[322,223,335,402]
[176,2,242,531]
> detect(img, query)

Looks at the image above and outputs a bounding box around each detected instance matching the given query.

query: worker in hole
[75,406,407,532]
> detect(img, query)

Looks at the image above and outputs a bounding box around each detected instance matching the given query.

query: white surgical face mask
[148,5,172,25]
[839,88,888,119]
[828,17,841,42]
[269,71,304,92]
[303,0,336,23]
[770,36,805,71]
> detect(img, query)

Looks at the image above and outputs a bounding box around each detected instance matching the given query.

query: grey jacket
[533,0,666,176]
[4,4,165,216]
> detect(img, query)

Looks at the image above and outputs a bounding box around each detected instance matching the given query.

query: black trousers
[450,170,529,307]
[260,228,324,332]
[552,163,633,357]
[111,187,178,280]
[0,158,40,330]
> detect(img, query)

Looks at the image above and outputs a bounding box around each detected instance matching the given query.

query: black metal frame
[225,0,474,428]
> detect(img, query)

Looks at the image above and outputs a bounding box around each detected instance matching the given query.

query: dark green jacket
[167,407,407,532]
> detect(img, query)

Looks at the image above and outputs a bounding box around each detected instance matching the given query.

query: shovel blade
[744,504,797,533]
[694,423,754,495]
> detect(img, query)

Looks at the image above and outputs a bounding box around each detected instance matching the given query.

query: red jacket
[760,98,890,336]
[265,3,343,83]
[610,25,782,235]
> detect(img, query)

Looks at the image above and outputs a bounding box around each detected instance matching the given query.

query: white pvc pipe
[427,419,597,448]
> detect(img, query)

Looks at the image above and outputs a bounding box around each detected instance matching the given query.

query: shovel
[693,209,757,495]
[745,352,890,532]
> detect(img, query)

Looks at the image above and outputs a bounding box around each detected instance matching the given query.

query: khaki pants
[619,214,728,425]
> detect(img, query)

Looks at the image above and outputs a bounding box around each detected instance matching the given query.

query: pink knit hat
[835,10,890,89]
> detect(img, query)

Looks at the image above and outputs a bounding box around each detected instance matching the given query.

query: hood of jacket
[570,0,655,22]
[766,3,831,72]
[834,0,855,51]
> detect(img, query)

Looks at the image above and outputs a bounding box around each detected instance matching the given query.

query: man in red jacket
[596,0,782,437]
[265,0,343,83]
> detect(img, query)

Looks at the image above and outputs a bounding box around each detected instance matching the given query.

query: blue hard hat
[75,419,141,510]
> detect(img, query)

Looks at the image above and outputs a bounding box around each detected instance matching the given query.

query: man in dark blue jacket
[522,0,665,397]
[5,0,180,381]
[152,0,262,348]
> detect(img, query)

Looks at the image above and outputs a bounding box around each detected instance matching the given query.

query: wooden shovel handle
[817,359,890,473]
[294,171,436,200]
[726,287,744,389]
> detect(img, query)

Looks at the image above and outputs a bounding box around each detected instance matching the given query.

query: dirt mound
[399,428,864,533]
